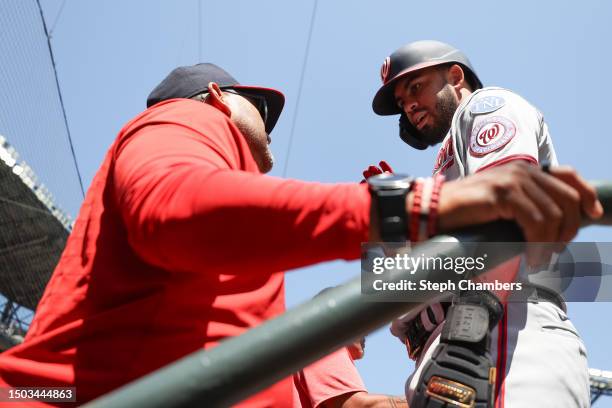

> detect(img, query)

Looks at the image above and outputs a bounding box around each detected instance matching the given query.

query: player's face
[226,92,274,173]
[347,336,366,360]
[393,66,458,145]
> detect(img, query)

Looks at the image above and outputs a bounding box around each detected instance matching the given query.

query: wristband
[427,174,445,237]
[410,178,424,243]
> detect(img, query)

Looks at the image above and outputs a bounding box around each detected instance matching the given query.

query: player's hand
[435,161,603,244]
[360,160,394,183]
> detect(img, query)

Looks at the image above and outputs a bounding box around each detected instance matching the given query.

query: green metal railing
[85,181,612,408]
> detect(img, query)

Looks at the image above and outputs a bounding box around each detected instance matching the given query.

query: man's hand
[436,161,603,243]
[361,161,394,183]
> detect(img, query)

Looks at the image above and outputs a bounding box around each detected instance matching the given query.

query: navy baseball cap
[147,63,285,134]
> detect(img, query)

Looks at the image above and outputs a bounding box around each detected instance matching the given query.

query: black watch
[367,173,414,242]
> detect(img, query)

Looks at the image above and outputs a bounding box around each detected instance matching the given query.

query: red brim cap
[232,85,285,134]
[147,63,286,133]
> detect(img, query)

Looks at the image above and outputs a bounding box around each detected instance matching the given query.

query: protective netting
[0,0,82,213]
[0,0,81,343]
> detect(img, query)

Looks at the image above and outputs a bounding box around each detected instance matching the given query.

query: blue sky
[27,0,612,404]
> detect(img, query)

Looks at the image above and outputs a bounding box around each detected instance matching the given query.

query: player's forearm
[434,162,602,243]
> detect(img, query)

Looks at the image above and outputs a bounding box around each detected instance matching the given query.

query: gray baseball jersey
[432,86,557,178]
[400,87,590,407]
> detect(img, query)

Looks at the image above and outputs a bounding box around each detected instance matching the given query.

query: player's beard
[419,85,458,146]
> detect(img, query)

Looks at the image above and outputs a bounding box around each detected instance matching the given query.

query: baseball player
[369,40,591,407]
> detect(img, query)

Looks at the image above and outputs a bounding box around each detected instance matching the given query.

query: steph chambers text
[371,279,522,293]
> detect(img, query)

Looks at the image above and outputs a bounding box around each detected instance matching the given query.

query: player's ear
[205,82,232,117]
[447,64,465,89]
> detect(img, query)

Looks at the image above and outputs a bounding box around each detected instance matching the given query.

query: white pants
[406,302,590,408]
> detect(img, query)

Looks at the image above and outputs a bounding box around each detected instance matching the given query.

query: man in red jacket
[0,63,601,407]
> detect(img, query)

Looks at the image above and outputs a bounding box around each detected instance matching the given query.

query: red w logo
[380,57,391,83]
[477,123,501,146]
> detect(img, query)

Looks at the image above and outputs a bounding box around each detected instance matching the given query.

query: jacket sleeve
[112,119,370,275]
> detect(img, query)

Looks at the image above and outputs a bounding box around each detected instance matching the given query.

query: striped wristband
[409,175,446,242]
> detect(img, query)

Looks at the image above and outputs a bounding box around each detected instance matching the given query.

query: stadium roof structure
[591,368,612,405]
[0,134,72,311]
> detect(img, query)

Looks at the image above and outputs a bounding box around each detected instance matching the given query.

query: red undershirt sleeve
[294,348,367,407]
[112,120,370,275]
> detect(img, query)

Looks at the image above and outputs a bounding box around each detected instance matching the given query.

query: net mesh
[0,0,81,344]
